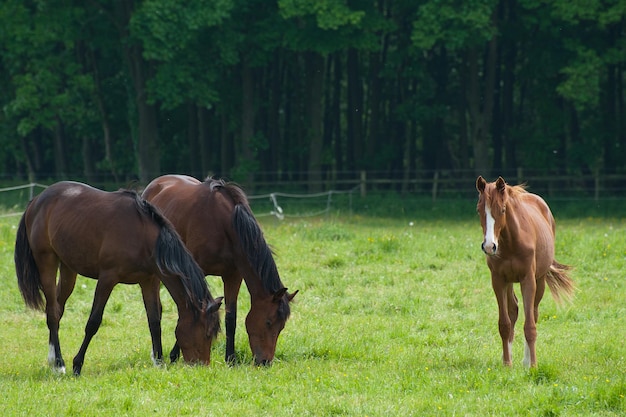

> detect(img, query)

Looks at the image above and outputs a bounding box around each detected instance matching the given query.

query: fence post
[594,168,600,202]
[360,170,366,198]
[431,171,439,202]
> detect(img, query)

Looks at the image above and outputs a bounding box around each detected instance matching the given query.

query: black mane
[204,178,291,320]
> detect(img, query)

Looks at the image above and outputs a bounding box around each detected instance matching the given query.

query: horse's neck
[501,202,525,246]
[159,275,198,316]
[239,265,270,298]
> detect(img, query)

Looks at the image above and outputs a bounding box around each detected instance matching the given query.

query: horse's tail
[546,260,575,305]
[14,210,45,311]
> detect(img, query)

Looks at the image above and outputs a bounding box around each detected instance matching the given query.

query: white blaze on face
[483,205,498,255]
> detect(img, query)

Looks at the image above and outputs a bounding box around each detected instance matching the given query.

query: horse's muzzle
[255,358,272,366]
[481,241,497,255]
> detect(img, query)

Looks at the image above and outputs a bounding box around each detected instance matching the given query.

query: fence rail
[1,171,626,205]
[248,170,626,201]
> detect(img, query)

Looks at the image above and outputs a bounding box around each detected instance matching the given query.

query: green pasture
[0,196,624,416]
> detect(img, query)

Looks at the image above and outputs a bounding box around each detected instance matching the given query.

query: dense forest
[0,0,625,191]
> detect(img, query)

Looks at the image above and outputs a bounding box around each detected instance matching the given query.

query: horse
[142,174,297,365]
[15,181,223,375]
[475,176,575,368]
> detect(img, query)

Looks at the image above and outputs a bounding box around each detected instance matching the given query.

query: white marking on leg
[523,339,531,368]
[151,350,163,367]
[483,206,498,254]
[48,344,66,374]
[48,344,56,367]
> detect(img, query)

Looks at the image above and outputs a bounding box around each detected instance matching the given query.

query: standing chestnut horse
[476,176,575,368]
[15,181,222,375]
[143,174,297,365]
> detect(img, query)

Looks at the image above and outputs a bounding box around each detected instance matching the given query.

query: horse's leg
[140,277,163,366]
[56,263,77,321]
[169,341,180,363]
[520,274,538,368]
[506,285,519,355]
[523,275,546,367]
[37,254,66,373]
[72,278,116,376]
[492,277,513,366]
[223,271,243,364]
[46,263,77,373]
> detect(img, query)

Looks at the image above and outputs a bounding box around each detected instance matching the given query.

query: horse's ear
[206,296,223,314]
[476,176,486,193]
[272,287,288,303]
[496,177,506,193]
[287,290,299,302]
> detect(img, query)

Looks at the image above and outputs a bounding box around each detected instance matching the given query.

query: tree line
[1,0,625,192]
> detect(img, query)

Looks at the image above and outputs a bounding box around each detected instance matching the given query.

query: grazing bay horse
[143,174,297,365]
[15,181,222,375]
[476,176,575,368]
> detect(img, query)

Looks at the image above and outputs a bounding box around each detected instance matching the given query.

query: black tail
[15,211,44,311]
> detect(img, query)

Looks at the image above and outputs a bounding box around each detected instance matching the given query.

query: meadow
[0,194,624,416]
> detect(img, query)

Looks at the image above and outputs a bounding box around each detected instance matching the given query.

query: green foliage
[411,0,498,50]
[131,0,234,109]
[131,0,233,61]
[279,0,366,30]
[278,0,385,52]
[1,0,626,182]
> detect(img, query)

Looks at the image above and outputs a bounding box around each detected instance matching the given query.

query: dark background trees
[1,0,624,193]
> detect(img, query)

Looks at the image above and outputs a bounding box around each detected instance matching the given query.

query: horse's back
[518,192,556,274]
[143,175,237,275]
[520,192,555,230]
[26,182,158,278]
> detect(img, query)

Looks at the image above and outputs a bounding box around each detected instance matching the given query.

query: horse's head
[476,176,508,256]
[245,288,297,365]
[175,297,223,364]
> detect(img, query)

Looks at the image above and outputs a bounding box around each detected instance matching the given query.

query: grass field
[0,195,624,416]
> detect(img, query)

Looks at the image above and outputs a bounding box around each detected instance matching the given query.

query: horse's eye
[266,320,272,327]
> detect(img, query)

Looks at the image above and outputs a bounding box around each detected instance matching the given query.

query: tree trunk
[116,1,160,183]
[330,53,343,178]
[346,48,363,171]
[130,48,160,183]
[306,52,325,192]
[187,102,200,177]
[366,50,381,168]
[502,0,517,175]
[88,46,118,182]
[467,32,497,176]
[20,135,36,182]
[239,59,256,184]
[53,118,68,179]
[82,136,96,183]
[197,106,210,176]
[423,49,449,174]
[266,52,282,182]
[220,112,234,176]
